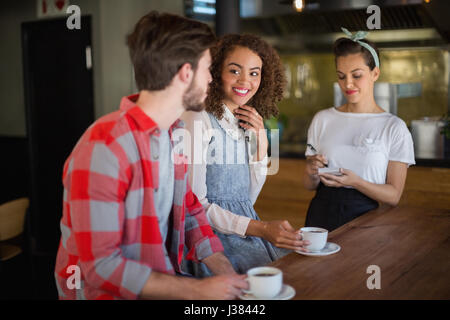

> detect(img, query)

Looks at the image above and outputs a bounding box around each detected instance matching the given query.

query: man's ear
[177,62,193,85]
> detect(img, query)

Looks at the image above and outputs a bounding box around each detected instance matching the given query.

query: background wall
[0,0,35,137]
[278,48,449,154]
[0,0,184,137]
[97,0,184,116]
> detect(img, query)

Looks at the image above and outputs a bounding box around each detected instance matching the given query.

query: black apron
[305,182,379,232]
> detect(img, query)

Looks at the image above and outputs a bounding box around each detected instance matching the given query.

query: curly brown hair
[205,34,286,120]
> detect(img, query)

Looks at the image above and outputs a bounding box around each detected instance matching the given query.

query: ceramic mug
[244,266,283,299]
[300,227,328,252]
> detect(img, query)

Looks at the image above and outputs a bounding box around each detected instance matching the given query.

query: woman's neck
[341,97,384,114]
[222,100,239,113]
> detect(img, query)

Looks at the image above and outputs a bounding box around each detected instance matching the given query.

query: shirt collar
[120,94,185,136]
[217,103,245,141]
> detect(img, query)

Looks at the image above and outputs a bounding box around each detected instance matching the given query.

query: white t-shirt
[305,107,415,185]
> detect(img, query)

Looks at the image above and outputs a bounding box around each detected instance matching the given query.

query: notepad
[318,167,342,176]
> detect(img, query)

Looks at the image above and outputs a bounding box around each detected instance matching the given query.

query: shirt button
[153,154,159,160]
[155,188,158,192]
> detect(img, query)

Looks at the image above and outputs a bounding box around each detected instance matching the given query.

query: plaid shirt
[54,94,224,300]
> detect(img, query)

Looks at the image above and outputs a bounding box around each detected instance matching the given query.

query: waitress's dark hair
[333,37,380,70]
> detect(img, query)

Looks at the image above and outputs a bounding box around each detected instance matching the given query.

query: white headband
[341,27,380,68]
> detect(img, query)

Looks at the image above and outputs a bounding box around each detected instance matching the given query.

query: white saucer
[296,242,341,257]
[239,284,295,300]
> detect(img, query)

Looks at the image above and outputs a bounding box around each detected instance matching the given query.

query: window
[185,0,216,21]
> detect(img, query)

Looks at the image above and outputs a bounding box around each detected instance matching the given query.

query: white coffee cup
[300,227,328,252]
[245,266,283,299]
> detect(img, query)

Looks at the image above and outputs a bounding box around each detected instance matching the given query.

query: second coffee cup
[300,227,328,252]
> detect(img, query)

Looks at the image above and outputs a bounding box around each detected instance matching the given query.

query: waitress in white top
[303,28,415,232]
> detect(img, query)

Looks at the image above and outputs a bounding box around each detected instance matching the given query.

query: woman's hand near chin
[234,105,267,161]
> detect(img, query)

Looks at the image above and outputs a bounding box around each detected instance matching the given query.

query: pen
[306,144,328,167]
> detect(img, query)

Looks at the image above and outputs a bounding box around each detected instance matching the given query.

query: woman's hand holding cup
[260,220,310,252]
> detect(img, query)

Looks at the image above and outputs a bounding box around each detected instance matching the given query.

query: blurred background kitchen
[0,0,449,300]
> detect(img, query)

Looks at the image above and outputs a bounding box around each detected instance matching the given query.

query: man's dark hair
[127,11,216,91]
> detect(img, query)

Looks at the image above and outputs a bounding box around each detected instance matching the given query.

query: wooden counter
[270,205,450,299]
[255,159,450,229]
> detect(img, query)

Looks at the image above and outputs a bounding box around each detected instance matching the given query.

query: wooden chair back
[0,198,29,241]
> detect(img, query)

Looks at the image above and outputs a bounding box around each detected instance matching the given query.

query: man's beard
[182,76,206,112]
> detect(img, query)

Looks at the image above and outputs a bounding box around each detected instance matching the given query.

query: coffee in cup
[300,227,328,252]
[245,266,283,299]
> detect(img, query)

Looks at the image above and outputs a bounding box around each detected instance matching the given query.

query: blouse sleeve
[389,119,416,167]
[246,130,268,205]
[248,154,268,205]
[180,111,251,237]
[305,113,320,157]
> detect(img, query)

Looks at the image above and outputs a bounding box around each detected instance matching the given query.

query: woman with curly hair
[180,34,309,276]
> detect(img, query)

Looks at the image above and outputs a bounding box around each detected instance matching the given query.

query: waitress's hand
[319,168,361,188]
[234,105,268,161]
[305,154,328,178]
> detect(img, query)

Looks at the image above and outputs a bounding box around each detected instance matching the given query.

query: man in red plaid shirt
[54,11,248,300]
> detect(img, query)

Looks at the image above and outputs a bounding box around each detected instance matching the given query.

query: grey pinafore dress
[183,113,289,277]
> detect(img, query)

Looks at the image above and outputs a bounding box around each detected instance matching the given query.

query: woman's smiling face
[220,46,262,109]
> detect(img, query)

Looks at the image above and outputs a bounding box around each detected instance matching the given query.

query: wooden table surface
[270,205,450,299]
